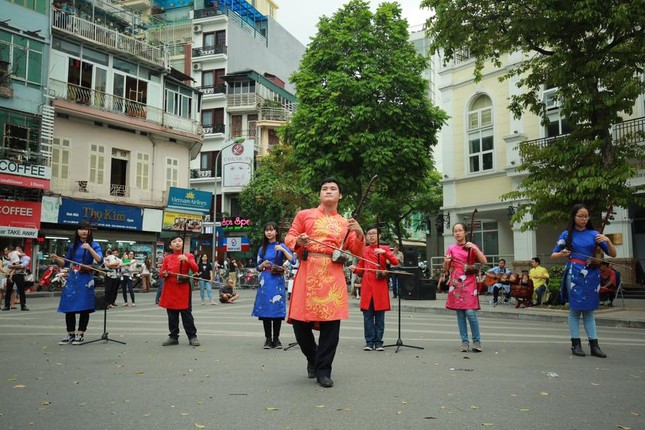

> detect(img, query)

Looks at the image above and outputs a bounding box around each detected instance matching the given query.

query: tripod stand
[383,285,424,353]
[82,294,126,346]
[284,341,299,351]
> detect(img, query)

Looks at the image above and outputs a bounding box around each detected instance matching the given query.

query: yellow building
[437,50,645,283]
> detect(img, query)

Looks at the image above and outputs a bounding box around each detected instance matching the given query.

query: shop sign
[0,226,38,238]
[221,216,251,230]
[162,210,203,233]
[221,139,253,193]
[0,199,41,230]
[0,159,51,179]
[226,237,241,252]
[167,187,211,213]
[58,198,143,230]
[0,173,50,190]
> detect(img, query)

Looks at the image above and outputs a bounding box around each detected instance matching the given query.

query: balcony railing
[52,9,164,67]
[0,145,49,166]
[199,84,226,95]
[203,123,226,134]
[226,93,263,109]
[192,44,227,58]
[191,168,217,179]
[259,106,293,122]
[49,79,202,136]
[523,115,645,149]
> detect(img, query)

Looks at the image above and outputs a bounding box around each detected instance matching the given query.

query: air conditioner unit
[193,24,202,33]
[193,63,202,71]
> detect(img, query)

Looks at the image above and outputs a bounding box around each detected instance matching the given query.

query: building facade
[436,49,645,284]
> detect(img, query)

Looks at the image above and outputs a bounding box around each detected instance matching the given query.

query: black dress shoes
[307,365,315,379]
[317,376,334,388]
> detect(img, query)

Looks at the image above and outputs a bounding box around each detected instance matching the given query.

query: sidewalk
[22,288,645,328]
[350,293,645,329]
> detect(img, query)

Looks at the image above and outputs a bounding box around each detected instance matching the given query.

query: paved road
[1,290,644,430]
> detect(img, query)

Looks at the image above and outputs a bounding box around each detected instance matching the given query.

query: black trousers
[65,311,90,332]
[292,320,341,379]
[104,277,120,305]
[262,318,282,339]
[4,273,26,309]
[167,308,197,340]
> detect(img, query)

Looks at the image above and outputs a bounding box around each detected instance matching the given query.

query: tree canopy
[423,0,645,226]
[278,0,446,238]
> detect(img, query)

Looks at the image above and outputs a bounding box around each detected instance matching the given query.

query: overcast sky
[275,0,432,46]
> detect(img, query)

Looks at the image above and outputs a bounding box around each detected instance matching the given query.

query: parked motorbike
[49,268,69,292]
[38,265,62,292]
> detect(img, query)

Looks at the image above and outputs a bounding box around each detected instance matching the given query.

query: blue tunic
[57,241,103,313]
[552,228,610,311]
[251,242,294,319]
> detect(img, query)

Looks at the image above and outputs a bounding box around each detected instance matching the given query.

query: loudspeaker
[94,292,107,310]
[403,248,418,266]
[399,267,436,300]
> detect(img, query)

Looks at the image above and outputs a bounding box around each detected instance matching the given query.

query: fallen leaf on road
[144,414,151,417]
[6,378,17,381]
[616,425,631,429]
[520,408,530,412]
[424,416,437,419]
[540,392,549,396]
[315,405,325,408]
[13,385,26,388]
[591,383,600,386]
[482,423,495,427]
[135,371,144,375]
[194,423,205,429]
[471,405,480,409]
[79,402,86,406]
[336,408,351,412]
[266,407,279,411]
[402,400,408,404]
[396,410,403,415]
[629,412,640,416]
[41,401,52,405]
[180,412,190,416]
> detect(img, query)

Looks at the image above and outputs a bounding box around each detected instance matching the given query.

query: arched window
[467,95,494,173]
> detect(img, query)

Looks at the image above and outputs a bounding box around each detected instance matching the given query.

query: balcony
[192,44,228,58]
[199,84,226,96]
[523,115,645,149]
[203,123,226,135]
[0,146,49,166]
[191,168,217,179]
[52,10,164,68]
[259,106,293,122]
[48,79,202,136]
[226,93,263,111]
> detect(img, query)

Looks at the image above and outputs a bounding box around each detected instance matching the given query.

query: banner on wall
[58,198,143,230]
[162,210,203,233]
[0,199,41,238]
[167,187,212,213]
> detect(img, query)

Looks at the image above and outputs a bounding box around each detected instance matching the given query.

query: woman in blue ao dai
[252,222,295,349]
[551,204,616,358]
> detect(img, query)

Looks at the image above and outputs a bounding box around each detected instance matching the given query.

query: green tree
[239,143,312,247]
[281,0,447,231]
[422,0,645,227]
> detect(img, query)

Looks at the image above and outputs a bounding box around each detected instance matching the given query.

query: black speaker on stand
[399,268,437,300]
[402,248,419,267]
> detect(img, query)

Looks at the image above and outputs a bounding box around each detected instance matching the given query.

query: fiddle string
[306,237,379,267]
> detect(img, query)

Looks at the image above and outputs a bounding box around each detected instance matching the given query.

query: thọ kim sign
[58,198,143,230]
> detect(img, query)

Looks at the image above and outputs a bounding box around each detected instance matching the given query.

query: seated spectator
[219,279,239,303]
[487,259,511,304]
[599,262,617,306]
[510,270,534,308]
[529,257,549,305]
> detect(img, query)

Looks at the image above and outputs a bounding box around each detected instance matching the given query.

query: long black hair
[564,203,595,251]
[71,220,94,254]
[259,221,280,260]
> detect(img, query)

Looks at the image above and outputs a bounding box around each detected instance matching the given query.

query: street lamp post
[211,137,245,265]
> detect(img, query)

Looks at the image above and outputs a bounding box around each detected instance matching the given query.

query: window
[247,114,257,138]
[201,68,225,93]
[7,0,48,14]
[4,124,29,152]
[165,157,178,190]
[227,80,255,94]
[136,152,150,190]
[51,138,70,179]
[472,221,500,257]
[203,30,226,51]
[467,95,494,173]
[165,82,192,118]
[543,87,572,137]
[90,144,106,185]
[0,30,44,87]
[202,108,224,134]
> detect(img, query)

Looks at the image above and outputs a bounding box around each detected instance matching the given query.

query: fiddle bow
[587,201,615,268]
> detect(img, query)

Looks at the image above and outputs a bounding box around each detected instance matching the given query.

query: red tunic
[285,205,363,322]
[355,244,399,311]
[159,252,198,310]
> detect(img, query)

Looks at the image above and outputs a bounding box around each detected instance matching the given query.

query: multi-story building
[188,0,304,262]
[39,0,203,267]
[436,50,645,284]
[0,0,52,264]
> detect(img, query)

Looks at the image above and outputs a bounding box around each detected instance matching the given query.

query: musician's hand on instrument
[347,219,364,237]
[162,270,168,278]
[373,248,385,255]
[275,244,285,253]
[561,248,572,257]
[349,265,356,272]
[596,234,611,244]
[178,254,188,262]
[81,242,92,251]
[296,233,309,247]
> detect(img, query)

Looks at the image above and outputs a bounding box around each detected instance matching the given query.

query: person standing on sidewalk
[119,251,136,307]
[103,249,122,308]
[50,221,103,345]
[443,223,487,353]
[284,177,365,388]
[252,221,295,349]
[2,246,30,311]
[551,203,616,358]
[197,254,215,305]
[159,235,200,347]
[351,225,399,352]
